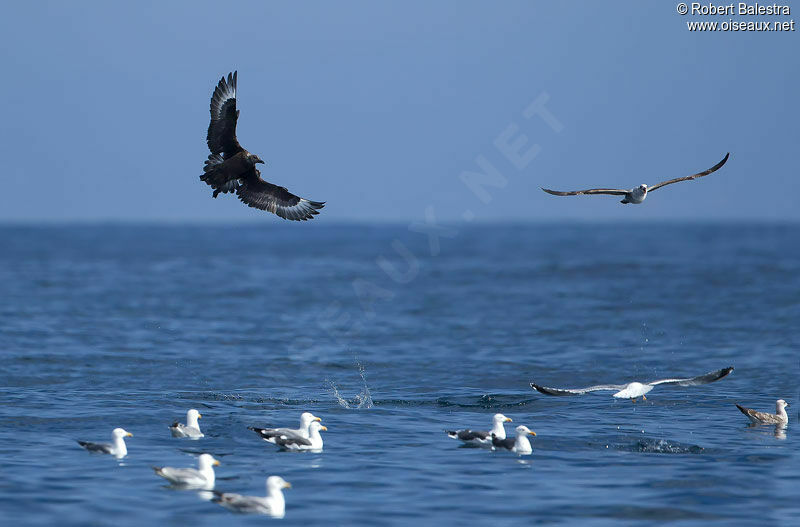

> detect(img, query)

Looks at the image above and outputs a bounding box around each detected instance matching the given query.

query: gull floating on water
[170,409,204,438]
[153,453,220,489]
[541,153,729,204]
[736,399,789,426]
[530,366,734,402]
[446,413,512,445]
[248,412,321,442]
[491,425,536,455]
[265,421,327,451]
[77,428,133,458]
[214,476,292,517]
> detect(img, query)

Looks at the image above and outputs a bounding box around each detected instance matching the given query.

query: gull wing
[248,426,303,441]
[154,467,206,485]
[271,433,312,449]
[530,382,626,396]
[236,168,325,221]
[447,429,489,441]
[735,404,780,424]
[207,71,243,158]
[647,153,730,192]
[491,435,515,450]
[541,187,629,197]
[648,366,734,387]
[77,441,113,454]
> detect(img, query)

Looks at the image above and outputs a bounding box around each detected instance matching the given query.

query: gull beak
[283,481,292,489]
[505,418,513,422]
[126,432,133,437]
[314,417,321,422]
[528,431,537,436]
[198,414,202,419]
[320,426,328,431]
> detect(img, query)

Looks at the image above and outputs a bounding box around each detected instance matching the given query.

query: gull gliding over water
[530,366,734,402]
[541,153,730,204]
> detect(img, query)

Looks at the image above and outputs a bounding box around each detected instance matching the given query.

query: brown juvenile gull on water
[530,366,734,402]
[446,413,513,446]
[200,71,325,220]
[541,153,729,204]
[736,399,789,425]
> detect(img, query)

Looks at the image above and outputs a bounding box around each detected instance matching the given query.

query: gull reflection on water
[773,424,787,440]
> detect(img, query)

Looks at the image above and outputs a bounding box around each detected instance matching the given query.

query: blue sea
[1,223,797,526]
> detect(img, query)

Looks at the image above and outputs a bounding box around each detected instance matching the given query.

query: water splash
[326,359,373,409]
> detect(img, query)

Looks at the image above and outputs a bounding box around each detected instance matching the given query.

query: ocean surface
[1,223,797,526]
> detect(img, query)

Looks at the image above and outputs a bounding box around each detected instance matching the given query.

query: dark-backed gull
[530,366,733,402]
[266,421,327,451]
[491,425,536,455]
[248,412,321,442]
[77,428,133,458]
[446,413,512,445]
[542,153,729,204]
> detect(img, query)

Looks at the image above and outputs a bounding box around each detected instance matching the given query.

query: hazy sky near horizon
[1,1,797,223]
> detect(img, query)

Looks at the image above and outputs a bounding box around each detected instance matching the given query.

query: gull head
[777,399,789,411]
[639,184,648,192]
[267,476,292,492]
[515,425,536,437]
[309,422,327,434]
[188,408,202,420]
[493,413,512,424]
[198,453,220,469]
[112,428,133,439]
[300,412,322,427]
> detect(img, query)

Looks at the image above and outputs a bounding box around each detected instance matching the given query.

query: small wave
[630,437,704,454]
[436,393,538,409]
[326,359,373,409]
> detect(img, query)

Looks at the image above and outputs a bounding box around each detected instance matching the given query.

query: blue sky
[0,1,797,222]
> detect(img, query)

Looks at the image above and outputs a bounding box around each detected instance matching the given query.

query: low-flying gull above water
[446,413,512,446]
[200,71,325,220]
[530,366,733,402]
[541,153,730,204]
[491,425,536,455]
[77,428,133,458]
[153,453,220,489]
[169,408,204,438]
[214,476,292,517]
[248,412,321,441]
[736,399,789,425]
